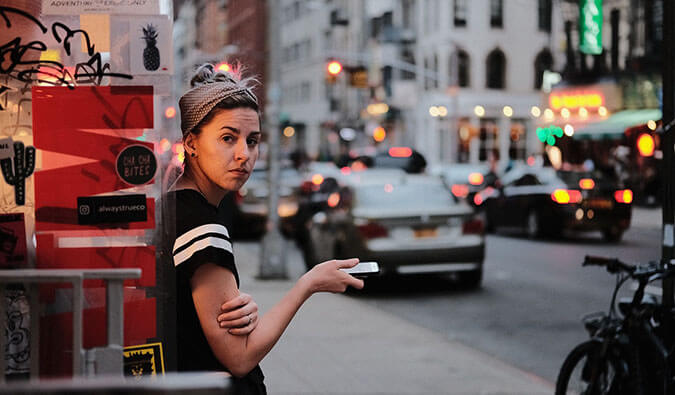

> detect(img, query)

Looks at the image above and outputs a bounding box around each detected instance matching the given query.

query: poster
[128,16,172,75]
[42,0,160,16]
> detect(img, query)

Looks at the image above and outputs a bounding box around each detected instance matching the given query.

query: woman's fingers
[220,292,251,312]
[226,313,259,335]
[217,301,257,324]
[335,258,359,269]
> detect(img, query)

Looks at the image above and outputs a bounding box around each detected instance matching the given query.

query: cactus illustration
[1,142,35,206]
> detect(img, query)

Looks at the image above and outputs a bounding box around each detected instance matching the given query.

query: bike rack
[0,268,141,382]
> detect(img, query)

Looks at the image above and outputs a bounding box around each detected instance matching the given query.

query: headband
[179,81,258,136]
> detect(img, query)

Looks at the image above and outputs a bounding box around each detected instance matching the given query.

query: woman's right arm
[190,258,363,377]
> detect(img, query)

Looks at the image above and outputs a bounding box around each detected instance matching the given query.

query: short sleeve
[172,223,236,280]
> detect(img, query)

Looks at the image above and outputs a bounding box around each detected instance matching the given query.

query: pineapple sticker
[141,24,160,71]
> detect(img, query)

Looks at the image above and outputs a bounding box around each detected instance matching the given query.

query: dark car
[349,147,427,174]
[226,164,302,240]
[302,170,486,287]
[476,165,632,242]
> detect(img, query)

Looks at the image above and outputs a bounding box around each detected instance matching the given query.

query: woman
[168,64,364,394]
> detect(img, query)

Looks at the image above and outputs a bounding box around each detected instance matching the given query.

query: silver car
[304,171,486,287]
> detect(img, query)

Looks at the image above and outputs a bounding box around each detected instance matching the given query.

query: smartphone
[340,261,380,278]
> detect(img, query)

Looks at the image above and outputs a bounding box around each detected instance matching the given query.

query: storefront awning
[573,109,662,140]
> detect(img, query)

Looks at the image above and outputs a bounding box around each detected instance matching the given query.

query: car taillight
[451,184,469,198]
[357,222,388,239]
[551,189,582,204]
[614,189,633,204]
[579,178,595,190]
[468,172,484,186]
[462,218,484,235]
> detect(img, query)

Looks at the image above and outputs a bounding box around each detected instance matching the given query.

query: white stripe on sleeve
[173,236,233,267]
[173,223,230,254]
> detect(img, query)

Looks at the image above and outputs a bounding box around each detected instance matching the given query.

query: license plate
[414,228,438,238]
[586,199,613,209]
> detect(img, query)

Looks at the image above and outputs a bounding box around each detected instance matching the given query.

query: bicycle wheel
[556,340,635,395]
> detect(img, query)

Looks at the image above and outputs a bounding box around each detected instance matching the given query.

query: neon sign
[549,91,604,110]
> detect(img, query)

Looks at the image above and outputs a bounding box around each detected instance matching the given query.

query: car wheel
[458,268,483,289]
[602,227,623,243]
[526,211,539,238]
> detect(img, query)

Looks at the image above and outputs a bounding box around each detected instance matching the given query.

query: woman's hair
[179,63,260,138]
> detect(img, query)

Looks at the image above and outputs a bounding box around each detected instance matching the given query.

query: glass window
[454,0,467,27]
[355,183,455,210]
[490,0,503,28]
[486,49,506,89]
[457,50,470,87]
[538,0,552,32]
[479,119,499,162]
[534,49,553,90]
[509,120,527,160]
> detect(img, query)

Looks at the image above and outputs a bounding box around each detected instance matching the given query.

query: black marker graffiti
[0,6,133,88]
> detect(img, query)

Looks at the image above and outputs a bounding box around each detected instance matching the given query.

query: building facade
[274,0,558,167]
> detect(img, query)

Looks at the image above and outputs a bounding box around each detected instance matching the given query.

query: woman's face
[188,107,261,192]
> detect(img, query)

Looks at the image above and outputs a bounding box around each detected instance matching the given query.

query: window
[486,48,506,89]
[490,0,503,28]
[538,0,552,32]
[457,50,470,87]
[534,49,553,90]
[454,0,467,27]
[479,119,499,162]
[509,120,527,160]
[401,49,415,80]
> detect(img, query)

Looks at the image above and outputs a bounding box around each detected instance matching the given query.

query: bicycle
[555,255,675,395]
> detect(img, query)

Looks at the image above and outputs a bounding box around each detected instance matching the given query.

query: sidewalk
[234,242,554,395]
[631,206,662,229]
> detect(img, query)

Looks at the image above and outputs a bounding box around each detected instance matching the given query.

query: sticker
[0,138,14,160]
[42,0,160,15]
[77,194,148,225]
[80,14,110,53]
[128,16,173,74]
[123,342,164,379]
[116,144,157,186]
[0,213,27,269]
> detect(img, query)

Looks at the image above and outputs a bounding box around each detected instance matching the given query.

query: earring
[191,152,196,157]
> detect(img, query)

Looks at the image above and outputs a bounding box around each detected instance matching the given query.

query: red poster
[32,86,159,377]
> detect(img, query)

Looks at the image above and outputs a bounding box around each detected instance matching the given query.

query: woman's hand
[217,292,259,335]
[302,258,365,294]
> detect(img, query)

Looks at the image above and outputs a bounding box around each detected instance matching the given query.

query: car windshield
[354,182,455,209]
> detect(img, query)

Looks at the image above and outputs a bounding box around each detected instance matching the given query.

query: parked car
[348,147,427,174]
[226,164,303,240]
[302,170,486,287]
[476,165,633,242]
[430,163,499,206]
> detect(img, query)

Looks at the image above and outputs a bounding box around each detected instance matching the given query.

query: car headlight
[277,201,299,218]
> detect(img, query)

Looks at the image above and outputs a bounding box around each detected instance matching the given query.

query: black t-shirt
[169,189,266,394]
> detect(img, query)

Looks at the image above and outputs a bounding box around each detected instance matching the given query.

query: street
[240,208,662,385]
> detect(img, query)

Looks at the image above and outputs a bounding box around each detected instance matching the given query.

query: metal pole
[259,0,287,279]
[662,0,675,307]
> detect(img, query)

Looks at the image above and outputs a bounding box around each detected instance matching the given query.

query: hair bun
[190,63,240,88]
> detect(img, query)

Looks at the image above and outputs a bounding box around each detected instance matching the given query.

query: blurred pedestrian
[168,63,364,394]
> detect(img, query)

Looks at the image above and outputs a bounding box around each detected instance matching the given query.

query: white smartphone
[340,261,380,278]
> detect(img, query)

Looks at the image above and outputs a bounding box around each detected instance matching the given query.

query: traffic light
[536,125,564,146]
[326,60,343,84]
[327,61,343,76]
